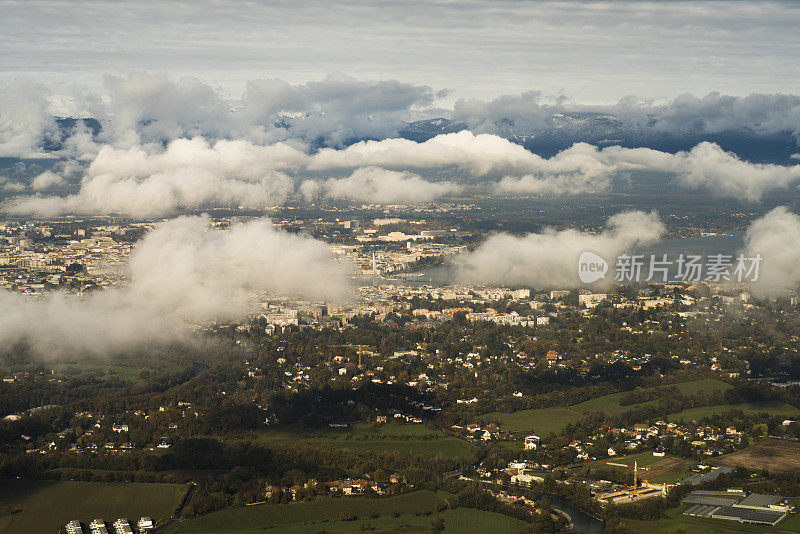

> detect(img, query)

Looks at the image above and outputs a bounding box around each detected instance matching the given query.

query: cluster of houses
[219,279,788,409]
[451,422,502,441]
[12,404,194,456]
[375,414,423,424]
[265,476,397,501]
[537,419,749,462]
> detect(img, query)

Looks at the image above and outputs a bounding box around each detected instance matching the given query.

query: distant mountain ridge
[399,114,799,164]
[42,114,799,164]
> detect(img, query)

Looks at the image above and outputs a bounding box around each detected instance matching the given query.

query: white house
[524,435,540,450]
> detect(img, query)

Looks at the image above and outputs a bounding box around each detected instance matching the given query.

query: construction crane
[329,344,372,368]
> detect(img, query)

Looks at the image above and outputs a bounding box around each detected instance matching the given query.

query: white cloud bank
[2,71,800,209]
[667,143,800,201]
[309,131,540,175]
[311,134,800,200]
[31,171,66,191]
[127,215,351,320]
[4,70,800,159]
[741,207,800,297]
[0,177,26,193]
[499,141,800,200]
[6,138,304,217]
[0,72,440,159]
[453,91,800,139]
[0,81,59,158]
[301,167,460,204]
[87,72,437,149]
[5,133,800,217]
[454,210,665,288]
[0,215,352,357]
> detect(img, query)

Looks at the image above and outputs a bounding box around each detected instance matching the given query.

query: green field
[43,357,183,382]
[258,422,444,440]
[0,479,188,532]
[255,422,476,459]
[168,507,524,534]
[667,401,800,422]
[167,490,450,533]
[590,451,696,484]
[241,513,434,533]
[317,438,475,457]
[485,379,732,435]
[606,451,665,468]
[441,508,524,534]
[622,504,800,533]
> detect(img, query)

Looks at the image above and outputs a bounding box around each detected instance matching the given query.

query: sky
[2,0,800,104]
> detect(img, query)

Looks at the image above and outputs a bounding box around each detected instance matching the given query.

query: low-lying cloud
[128,215,352,320]
[454,210,665,287]
[311,134,800,200]
[5,138,303,217]
[31,171,67,191]
[0,215,352,357]
[741,206,800,297]
[309,131,544,176]
[666,142,800,201]
[5,133,800,217]
[301,167,460,204]
[93,72,438,149]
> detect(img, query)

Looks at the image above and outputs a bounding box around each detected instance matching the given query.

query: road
[152,482,197,533]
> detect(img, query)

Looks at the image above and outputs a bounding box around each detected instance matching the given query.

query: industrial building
[682,491,793,526]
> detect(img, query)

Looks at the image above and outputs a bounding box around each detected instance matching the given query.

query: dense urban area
[2,206,800,534]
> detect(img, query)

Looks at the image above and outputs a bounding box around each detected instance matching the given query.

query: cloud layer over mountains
[453,91,800,140]
[2,72,800,213]
[0,216,352,356]
[91,72,438,148]
[3,71,800,156]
